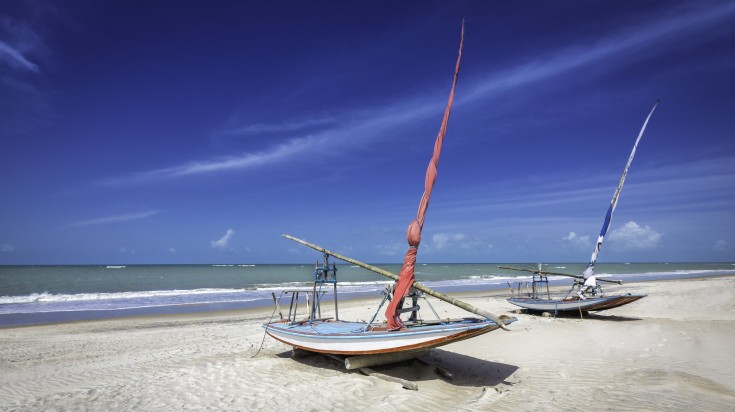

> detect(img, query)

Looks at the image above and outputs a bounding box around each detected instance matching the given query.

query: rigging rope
[251,296,281,358]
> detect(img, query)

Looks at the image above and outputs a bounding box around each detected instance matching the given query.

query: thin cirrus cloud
[98,101,433,186]
[96,135,328,186]
[220,116,338,137]
[714,240,731,252]
[463,2,735,103]
[98,3,734,187]
[62,210,161,229]
[0,41,40,73]
[435,156,735,219]
[430,232,484,251]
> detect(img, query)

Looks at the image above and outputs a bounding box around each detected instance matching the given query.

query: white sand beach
[1,275,734,411]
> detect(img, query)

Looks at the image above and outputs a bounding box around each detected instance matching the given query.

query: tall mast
[587,100,660,270]
[384,20,465,330]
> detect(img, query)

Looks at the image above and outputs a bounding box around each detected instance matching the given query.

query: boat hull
[507,293,647,313]
[263,317,516,355]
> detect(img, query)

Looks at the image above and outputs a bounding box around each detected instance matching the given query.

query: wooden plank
[359,368,418,391]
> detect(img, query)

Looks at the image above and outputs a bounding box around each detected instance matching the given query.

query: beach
[1,275,734,411]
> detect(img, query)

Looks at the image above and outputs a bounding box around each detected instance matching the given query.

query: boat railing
[273,288,331,324]
[270,252,341,325]
[507,274,551,300]
[312,252,339,321]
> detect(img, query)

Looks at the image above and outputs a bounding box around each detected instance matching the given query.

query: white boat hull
[263,317,515,355]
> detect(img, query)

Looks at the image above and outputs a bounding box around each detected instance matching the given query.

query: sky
[1,1,734,265]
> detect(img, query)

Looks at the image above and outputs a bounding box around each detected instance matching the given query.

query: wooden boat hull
[263,317,516,356]
[507,293,647,313]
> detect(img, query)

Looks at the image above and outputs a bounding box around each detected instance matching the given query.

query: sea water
[0,262,732,326]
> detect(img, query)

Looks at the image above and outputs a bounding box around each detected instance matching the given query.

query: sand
[1,275,734,411]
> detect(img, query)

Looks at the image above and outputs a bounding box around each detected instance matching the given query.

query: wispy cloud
[560,232,592,250]
[221,116,338,137]
[98,134,330,185]
[211,229,235,249]
[434,156,735,221]
[62,210,160,228]
[714,240,731,252]
[430,232,485,250]
[1,3,64,133]
[98,101,433,186]
[1,243,16,253]
[99,2,735,187]
[0,41,39,72]
[118,246,136,255]
[375,239,406,257]
[463,2,735,103]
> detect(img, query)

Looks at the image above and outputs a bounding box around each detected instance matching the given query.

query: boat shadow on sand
[279,348,519,388]
[515,310,642,322]
[582,313,642,322]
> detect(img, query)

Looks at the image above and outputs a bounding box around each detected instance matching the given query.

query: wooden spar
[319,352,419,389]
[282,234,511,330]
[344,349,429,370]
[359,368,419,391]
[497,265,623,285]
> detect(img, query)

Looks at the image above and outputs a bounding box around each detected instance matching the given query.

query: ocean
[1,262,732,327]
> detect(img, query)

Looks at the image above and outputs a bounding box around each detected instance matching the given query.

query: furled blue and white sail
[586,100,660,270]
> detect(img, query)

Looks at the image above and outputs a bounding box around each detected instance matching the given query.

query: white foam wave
[466,275,523,281]
[0,288,254,305]
[597,269,731,278]
[2,298,263,315]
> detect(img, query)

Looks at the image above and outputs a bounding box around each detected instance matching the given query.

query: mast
[384,20,464,330]
[586,100,660,271]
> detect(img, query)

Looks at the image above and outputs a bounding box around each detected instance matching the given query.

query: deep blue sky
[1,1,734,264]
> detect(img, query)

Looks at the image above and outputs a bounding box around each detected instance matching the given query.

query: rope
[422,294,441,321]
[251,297,281,358]
[578,302,584,320]
[365,288,391,331]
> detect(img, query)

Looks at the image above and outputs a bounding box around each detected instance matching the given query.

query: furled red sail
[385,21,464,330]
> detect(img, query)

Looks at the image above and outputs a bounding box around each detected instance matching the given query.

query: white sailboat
[263,21,514,368]
[505,101,659,314]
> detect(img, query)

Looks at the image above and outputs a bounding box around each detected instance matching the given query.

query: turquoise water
[1,262,732,326]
